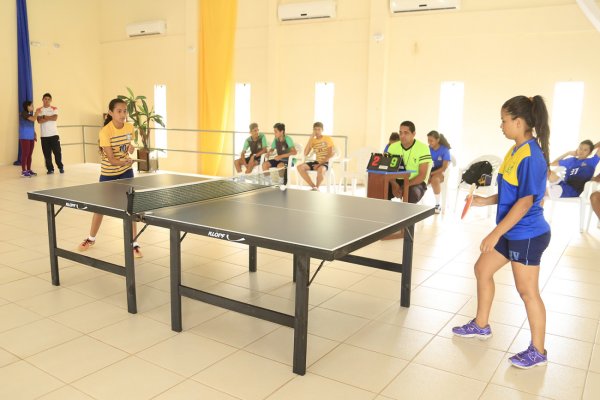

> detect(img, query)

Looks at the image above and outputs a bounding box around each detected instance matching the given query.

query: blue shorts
[494,231,551,266]
[305,161,328,171]
[99,168,134,182]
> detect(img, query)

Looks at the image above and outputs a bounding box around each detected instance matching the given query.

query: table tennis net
[127,179,267,215]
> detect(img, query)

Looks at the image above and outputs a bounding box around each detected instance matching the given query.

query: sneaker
[28,170,37,176]
[509,344,548,369]
[21,171,31,178]
[47,170,54,175]
[133,245,143,258]
[78,238,95,251]
[434,204,442,214]
[59,168,64,173]
[452,319,492,339]
[311,187,319,191]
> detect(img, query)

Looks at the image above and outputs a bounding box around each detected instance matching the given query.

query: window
[154,84,167,158]
[314,82,334,134]
[551,82,584,157]
[438,81,464,154]
[234,83,251,155]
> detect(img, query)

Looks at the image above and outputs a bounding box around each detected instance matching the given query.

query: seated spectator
[383,132,399,153]
[234,123,268,174]
[548,140,600,198]
[262,122,296,185]
[387,121,432,203]
[427,130,452,213]
[297,122,333,191]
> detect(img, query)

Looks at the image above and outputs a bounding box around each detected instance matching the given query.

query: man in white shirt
[36,93,64,174]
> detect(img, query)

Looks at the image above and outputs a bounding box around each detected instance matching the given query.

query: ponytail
[103,114,113,126]
[426,130,452,150]
[502,95,551,165]
[531,95,550,166]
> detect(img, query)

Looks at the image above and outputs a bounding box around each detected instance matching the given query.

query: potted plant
[118,87,165,172]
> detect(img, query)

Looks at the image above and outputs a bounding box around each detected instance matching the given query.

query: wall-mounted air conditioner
[278,0,336,22]
[126,20,166,37]
[390,0,460,14]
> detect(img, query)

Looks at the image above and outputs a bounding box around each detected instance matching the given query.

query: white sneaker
[434,204,442,214]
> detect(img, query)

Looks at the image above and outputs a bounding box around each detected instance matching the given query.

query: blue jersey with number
[496,139,550,240]
[429,145,451,170]
[559,154,600,195]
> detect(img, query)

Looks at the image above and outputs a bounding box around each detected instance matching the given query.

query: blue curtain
[15,0,33,164]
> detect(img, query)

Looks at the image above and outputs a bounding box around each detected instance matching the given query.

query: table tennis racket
[461,183,477,219]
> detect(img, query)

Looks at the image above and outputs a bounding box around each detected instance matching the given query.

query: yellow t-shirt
[99,121,134,176]
[310,135,334,163]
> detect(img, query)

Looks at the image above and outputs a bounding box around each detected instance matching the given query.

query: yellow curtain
[198,0,237,176]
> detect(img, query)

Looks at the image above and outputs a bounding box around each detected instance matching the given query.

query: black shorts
[244,155,260,163]
[305,161,328,171]
[99,168,134,182]
[390,180,427,204]
[267,159,288,168]
[494,231,551,266]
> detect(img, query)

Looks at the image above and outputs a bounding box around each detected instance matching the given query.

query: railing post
[82,126,87,163]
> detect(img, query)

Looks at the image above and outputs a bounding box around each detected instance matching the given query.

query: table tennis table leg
[122,219,137,314]
[249,245,257,272]
[46,203,60,286]
[170,228,183,332]
[293,253,309,375]
[400,224,414,307]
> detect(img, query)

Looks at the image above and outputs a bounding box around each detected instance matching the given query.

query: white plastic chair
[286,142,303,187]
[438,153,457,212]
[337,146,378,195]
[454,154,502,216]
[547,164,600,232]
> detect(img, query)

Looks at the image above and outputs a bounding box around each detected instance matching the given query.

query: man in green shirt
[387,121,432,203]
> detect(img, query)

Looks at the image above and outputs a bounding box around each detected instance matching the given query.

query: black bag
[461,160,493,186]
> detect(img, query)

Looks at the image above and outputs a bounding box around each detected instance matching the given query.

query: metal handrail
[56,125,349,175]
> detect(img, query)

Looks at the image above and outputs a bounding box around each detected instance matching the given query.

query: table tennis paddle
[461,183,477,219]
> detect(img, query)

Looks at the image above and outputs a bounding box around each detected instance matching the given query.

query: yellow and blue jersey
[99,121,134,176]
[497,139,550,240]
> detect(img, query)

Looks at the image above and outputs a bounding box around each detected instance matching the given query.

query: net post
[126,187,135,215]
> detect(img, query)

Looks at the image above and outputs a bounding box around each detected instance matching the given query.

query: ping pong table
[29,173,434,375]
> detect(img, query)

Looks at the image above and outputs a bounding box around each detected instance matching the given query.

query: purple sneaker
[452,319,492,339]
[21,171,31,178]
[509,344,548,369]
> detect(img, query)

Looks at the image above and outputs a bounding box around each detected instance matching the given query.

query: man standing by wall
[37,93,64,174]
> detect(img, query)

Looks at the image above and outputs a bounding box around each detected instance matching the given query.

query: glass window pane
[551,82,584,158]
[154,84,167,158]
[438,81,464,154]
[234,83,251,155]
[314,82,334,134]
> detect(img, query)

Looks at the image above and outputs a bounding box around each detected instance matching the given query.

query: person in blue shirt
[427,130,452,213]
[19,100,39,177]
[547,140,600,198]
[452,95,552,370]
[383,132,399,153]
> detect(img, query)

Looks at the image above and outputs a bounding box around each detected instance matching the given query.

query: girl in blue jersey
[453,95,551,369]
[427,130,452,213]
[548,140,600,198]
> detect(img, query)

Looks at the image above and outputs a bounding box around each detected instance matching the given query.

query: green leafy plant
[117,87,165,150]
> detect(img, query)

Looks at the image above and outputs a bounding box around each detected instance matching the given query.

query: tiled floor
[1,163,599,399]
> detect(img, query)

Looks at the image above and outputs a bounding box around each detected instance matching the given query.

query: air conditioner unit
[278,0,336,22]
[126,20,166,37]
[390,0,459,14]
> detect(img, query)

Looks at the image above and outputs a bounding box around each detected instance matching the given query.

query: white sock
[88,236,96,241]
[434,194,441,205]
[133,241,140,248]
